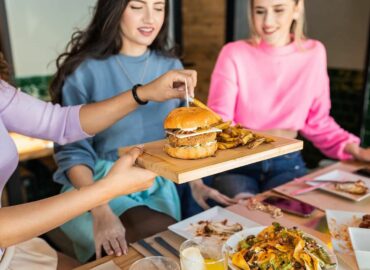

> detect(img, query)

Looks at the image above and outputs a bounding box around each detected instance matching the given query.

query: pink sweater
[208,39,359,160]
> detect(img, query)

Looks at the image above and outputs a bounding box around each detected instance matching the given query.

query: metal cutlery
[306,179,358,184]
[137,239,163,256]
[154,236,179,258]
[291,182,329,196]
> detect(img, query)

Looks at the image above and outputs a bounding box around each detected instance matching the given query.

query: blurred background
[0,0,369,254]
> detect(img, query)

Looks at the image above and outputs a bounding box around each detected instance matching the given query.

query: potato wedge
[191,98,223,122]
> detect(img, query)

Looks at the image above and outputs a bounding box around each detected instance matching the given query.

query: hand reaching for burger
[189,179,237,209]
[136,69,197,103]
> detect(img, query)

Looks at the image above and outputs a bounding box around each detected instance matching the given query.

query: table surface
[76,161,368,270]
[10,133,53,161]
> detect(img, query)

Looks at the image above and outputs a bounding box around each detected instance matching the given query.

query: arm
[1,70,197,144]
[207,45,239,123]
[0,147,156,248]
[67,165,126,257]
[52,77,127,257]
[300,49,360,160]
[79,68,197,135]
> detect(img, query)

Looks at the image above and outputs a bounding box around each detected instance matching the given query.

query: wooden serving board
[119,135,303,184]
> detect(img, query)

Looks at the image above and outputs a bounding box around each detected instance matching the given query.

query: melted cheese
[166,127,221,138]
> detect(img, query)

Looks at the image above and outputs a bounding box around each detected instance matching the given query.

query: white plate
[224,226,338,270]
[325,209,365,254]
[308,169,370,201]
[168,206,260,240]
[348,227,370,270]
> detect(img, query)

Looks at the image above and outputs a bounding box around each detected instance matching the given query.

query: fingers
[181,69,197,92]
[121,145,144,166]
[109,238,122,256]
[171,69,197,98]
[196,197,210,210]
[209,189,237,206]
[103,241,113,256]
[95,243,102,259]
[117,235,128,255]
[101,238,127,257]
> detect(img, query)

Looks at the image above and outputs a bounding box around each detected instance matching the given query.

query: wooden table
[76,161,367,269]
[10,133,53,161]
[6,133,53,205]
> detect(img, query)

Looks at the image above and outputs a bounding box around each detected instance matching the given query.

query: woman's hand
[91,205,127,258]
[103,146,156,197]
[189,179,237,209]
[345,143,370,162]
[138,69,197,102]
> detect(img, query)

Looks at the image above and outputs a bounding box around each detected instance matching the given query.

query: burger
[163,107,221,159]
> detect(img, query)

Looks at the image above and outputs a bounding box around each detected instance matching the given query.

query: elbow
[0,226,16,248]
[0,234,14,249]
[56,136,80,145]
[55,137,69,145]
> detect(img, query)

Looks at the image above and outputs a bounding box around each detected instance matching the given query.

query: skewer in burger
[164,107,222,159]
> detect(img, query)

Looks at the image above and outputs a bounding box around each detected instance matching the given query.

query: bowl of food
[223,223,337,270]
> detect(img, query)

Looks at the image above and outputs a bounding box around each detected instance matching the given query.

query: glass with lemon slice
[180,238,227,270]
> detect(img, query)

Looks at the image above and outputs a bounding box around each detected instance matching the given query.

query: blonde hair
[247,0,306,45]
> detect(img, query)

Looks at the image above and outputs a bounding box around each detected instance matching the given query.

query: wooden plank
[119,135,303,184]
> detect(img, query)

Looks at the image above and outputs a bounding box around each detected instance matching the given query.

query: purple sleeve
[0,80,91,145]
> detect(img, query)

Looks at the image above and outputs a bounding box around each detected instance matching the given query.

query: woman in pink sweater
[189,0,370,204]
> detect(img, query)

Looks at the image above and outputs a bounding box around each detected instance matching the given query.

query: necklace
[115,52,150,86]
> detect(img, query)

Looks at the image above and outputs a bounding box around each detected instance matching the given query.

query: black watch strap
[132,84,148,105]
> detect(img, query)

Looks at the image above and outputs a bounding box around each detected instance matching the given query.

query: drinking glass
[180,238,227,270]
[129,256,180,270]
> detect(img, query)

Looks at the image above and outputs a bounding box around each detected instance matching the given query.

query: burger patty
[168,132,217,147]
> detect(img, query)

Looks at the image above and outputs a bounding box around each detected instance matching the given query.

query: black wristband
[132,84,148,105]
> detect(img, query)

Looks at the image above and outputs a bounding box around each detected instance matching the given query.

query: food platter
[309,170,370,202]
[119,134,303,184]
[168,206,260,240]
[224,225,338,270]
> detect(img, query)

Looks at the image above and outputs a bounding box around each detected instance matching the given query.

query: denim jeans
[210,151,307,197]
[177,152,307,219]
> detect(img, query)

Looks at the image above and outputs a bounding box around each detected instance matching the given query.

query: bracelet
[132,84,148,105]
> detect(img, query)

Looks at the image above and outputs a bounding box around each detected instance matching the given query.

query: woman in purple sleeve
[0,53,196,269]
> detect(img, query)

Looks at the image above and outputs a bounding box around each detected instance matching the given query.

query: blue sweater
[53,50,184,262]
[54,50,183,184]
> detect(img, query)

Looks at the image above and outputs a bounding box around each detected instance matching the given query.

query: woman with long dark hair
[49,0,196,262]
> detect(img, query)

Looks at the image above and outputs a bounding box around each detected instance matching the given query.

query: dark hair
[49,0,174,103]
[0,52,10,82]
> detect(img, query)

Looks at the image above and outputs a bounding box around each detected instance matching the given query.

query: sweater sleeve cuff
[337,134,361,160]
[53,159,95,186]
[68,105,93,140]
